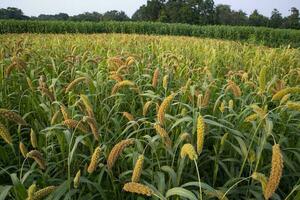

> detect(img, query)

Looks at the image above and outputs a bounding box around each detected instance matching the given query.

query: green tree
[249,9,269,27]
[0,7,29,19]
[269,9,283,28]
[284,7,300,29]
[132,0,164,21]
[101,10,129,21]
[70,12,102,21]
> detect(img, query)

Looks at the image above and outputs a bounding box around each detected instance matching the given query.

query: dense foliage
[0,34,300,199]
[1,20,300,48]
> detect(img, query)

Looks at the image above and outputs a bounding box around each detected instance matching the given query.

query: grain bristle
[107,139,135,170]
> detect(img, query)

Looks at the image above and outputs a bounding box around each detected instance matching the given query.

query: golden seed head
[30,129,38,148]
[286,101,300,111]
[280,94,290,105]
[196,115,205,155]
[157,94,175,125]
[51,110,60,125]
[162,75,168,90]
[154,123,172,148]
[272,87,300,101]
[179,132,191,142]
[123,182,152,196]
[19,142,28,158]
[32,186,56,200]
[123,112,134,121]
[251,172,268,193]
[0,122,12,144]
[219,101,225,113]
[131,155,144,182]
[27,150,46,170]
[250,104,267,119]
[74,170,81,188]
[60,105,69,121]
[65,77,87,93]
[109,73,123,82]
[62,119,89,134]
[229,100,234,110]
[202,89,211,107]
[87,146,101,173]
[143,101,152,116]
[180,143,198,160]
[264,144,283,200]
[107,139,135,170]
[83,116,99,141]
[27,183,37,200]
[226,81,242,97]
[245,113,258,122]
[152,68,159,88]
[80,94,94,117]
[258,66,268,93]
[111,80,136,95]
[0,108,27,125]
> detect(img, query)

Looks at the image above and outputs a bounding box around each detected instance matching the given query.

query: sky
[0,0,300,17]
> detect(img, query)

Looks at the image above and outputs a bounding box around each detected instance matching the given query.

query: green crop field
[0,33,300,200]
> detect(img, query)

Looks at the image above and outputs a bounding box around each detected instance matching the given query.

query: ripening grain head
[196,115,205,155]
[157,94,175,125]
[87,146,101,173]
[131,155,144,182]
[264,144,283,200]
[107,139,135,170]
[180,143,198,160]
[0,123,12,145]
[123,182,152,196]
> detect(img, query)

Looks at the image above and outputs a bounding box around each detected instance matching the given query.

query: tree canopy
[0,1,299,29]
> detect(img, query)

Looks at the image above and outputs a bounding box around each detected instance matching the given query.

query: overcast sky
[0,0,299,17]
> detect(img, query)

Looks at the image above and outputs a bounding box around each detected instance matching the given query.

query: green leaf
[166,187,198,200]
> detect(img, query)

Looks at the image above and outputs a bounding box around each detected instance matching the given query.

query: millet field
[0,33,300,200]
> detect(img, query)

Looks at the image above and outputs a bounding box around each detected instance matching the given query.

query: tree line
[1,0,299,29]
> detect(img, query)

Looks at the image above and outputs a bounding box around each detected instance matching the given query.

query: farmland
[0,33,300,200]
